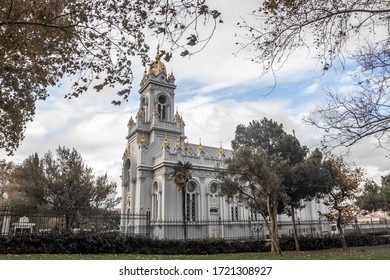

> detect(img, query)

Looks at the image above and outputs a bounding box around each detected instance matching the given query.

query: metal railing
[2,207,337,240]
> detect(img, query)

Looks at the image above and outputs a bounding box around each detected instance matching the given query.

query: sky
[1,1,389,193]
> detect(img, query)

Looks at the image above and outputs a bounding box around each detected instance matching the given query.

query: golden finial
[218,142,225,157]
[128,115,135,126]
[122,146,131,159]
[156,43,160,60]
[185,140,192,154]
[148,44,167,76]
[153,104,160,116]
[174,106,181,121]
[175,106,180,117]
[197,138,204,153]
[136,108,144,119]
[162,137,170,148]
[175,138,181,149]
[139,133,147,147]
[168,70,175,81]
[140,68,148,86]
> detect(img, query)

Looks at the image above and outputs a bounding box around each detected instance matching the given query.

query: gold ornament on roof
[175,107,181,119]
[197,139,204,153]
[148,44,167,76]
[123,146,131,159]
[139,133,147,147]
[162,137,170,148]
[140,68,147,86]
[174,107,185,125]
[136,108,144,119]
[175,138,181,149]
[153,104,160,116]
[185,141,192,154]
[218,142,225,157]
[128,115,135,126]
[168,70,175,81]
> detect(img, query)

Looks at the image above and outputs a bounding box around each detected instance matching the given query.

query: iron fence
[1,207,351,240]
[0,207,150,236]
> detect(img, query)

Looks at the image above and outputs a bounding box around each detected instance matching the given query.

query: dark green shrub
[0,232,381,255]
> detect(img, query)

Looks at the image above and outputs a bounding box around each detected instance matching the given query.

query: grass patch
[1,244,390,260]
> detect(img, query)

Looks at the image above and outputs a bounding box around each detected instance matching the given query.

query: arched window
[186,181,197,221]
[140,96,148,120]
[152,181,160,220]
[230,195,239,221]
[209,182,218,195]
[157,94,168,121]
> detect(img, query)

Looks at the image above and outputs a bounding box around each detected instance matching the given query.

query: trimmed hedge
[0,232,387,255]
[0,232,269,255]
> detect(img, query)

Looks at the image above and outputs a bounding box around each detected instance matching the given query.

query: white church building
[120,48,330,239]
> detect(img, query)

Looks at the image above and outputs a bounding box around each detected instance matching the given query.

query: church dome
[148,45,167,76]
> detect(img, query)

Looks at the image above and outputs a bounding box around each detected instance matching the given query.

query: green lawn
[1,244,390,260]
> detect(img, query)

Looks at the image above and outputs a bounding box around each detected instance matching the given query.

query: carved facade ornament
[162,137,170,149]
[139,134,147,147]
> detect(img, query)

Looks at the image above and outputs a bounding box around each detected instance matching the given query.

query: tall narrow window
[152,182,159,220]
[157,94,168,121]
[230,206,239,221]
[230,195,239,221]
[186,181,197,221]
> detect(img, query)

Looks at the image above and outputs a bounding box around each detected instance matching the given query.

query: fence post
[146,211,151,237]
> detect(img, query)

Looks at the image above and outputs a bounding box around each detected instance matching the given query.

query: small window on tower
[157,94,168,121]
[158,95,166,104]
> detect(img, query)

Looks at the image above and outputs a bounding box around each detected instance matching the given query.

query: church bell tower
[120,46,186,227]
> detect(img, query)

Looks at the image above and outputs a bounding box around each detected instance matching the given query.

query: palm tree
[169,161,192,239]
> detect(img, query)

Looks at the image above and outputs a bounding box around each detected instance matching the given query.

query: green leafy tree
[231,118,330,251]
[0,0,221,155]
[169,160,192,239]
[283,148,332,251]
[357,173,390,213]
[322,156,364,251]
[356,179,383,213]
[218,146,284,254]
[382,173,390,212]
[7,146,119,228]
[0,159,15,204]
[239,0,390,150]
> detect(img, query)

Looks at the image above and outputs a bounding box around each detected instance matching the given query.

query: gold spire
[175,106,180,119]
[136,108,144,119]
[218,142,225,157]
[175,137,181,149]
[168,70,175,81]
[185,140,192,154]
[153,104,160,116]
[122,146,131,159]
[162,137,170,148]
[128,115,135,126]
[148,44,167,76]
[140,68,147,86]
[197,138,204,153]
[139,133,147,147]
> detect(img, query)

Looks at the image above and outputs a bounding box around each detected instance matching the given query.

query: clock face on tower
[158,95,166,104]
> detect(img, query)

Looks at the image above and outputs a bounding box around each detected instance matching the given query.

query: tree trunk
[182,189,187,240]
[337,213,347,251]
[267,196,282,255]
[291,206,301,251]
